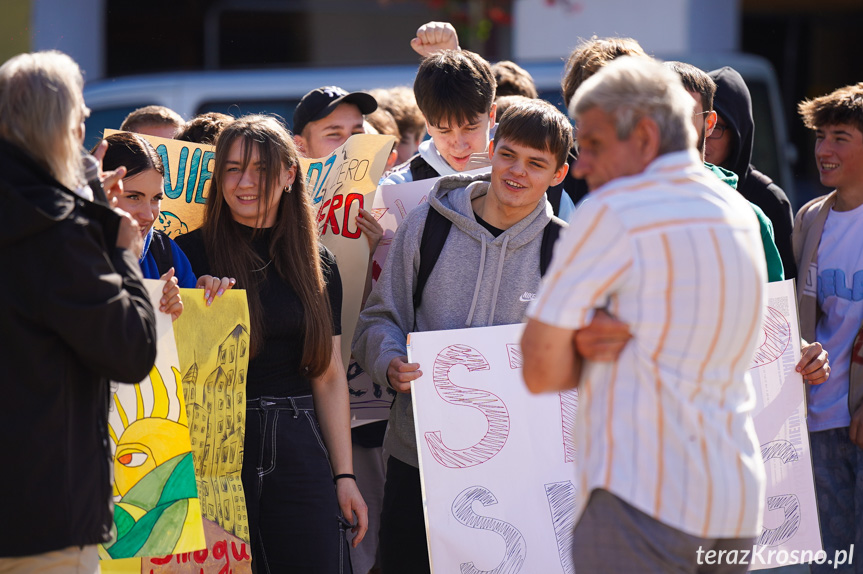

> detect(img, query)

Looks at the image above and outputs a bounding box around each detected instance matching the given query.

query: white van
[84,53,795,202]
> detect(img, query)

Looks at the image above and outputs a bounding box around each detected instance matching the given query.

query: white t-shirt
[810,201,863,431]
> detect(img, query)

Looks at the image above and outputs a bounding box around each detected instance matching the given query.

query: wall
[512,0,739,60]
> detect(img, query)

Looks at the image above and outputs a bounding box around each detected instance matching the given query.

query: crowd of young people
[2,18,862,574]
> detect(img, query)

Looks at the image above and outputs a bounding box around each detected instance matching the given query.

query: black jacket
[710,66,797,278]
[0,139,157,556]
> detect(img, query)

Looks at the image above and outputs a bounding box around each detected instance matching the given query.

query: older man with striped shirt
[521,56,768,573]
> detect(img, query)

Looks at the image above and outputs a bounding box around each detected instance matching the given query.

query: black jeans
[243,395,352,574]
[379,456,430,574]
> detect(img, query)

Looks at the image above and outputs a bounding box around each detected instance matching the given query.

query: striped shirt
[528,149,767,539]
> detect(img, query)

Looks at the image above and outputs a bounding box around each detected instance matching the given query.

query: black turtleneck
[176,225,342,398]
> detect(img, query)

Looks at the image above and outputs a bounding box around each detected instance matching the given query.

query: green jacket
[705,162,784,282]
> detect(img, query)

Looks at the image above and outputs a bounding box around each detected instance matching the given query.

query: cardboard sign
[104,129,213,237]
[748,279,821,569]
[172,288,251,545]
[298,133,395,370]
[409,323,577,574]
[145,519,252,573]
[347,168,491,421]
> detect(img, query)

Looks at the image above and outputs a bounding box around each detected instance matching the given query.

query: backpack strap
[539,219,563,277]
[413,210,562,310]
[149,230,175,278]
[413,207,452,310]
[409,154,441,182]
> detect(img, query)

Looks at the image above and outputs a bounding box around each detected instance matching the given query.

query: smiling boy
[382,48,496,184]
[352,99,570,573]
[795,82,863,573]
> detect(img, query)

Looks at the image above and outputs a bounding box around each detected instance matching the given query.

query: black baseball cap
[292,86,377,135]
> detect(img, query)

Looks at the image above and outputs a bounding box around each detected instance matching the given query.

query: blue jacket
[140,229,197,287]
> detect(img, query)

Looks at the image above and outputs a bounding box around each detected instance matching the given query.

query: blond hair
[562,36,647,108]
[0,51,86,190]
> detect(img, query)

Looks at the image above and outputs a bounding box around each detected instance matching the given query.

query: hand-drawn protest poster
[410,280,821,573]
[104,129,213,237]
[101,280,206,562]
[143,518,251,574]
[173,288,251,545]
[370,167,490,288]
[299,133,394,372]
[409,323,578,574]
[103,288,254,574]
[748,279,821,570]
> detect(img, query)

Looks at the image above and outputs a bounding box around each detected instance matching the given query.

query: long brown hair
[203,115,333,376]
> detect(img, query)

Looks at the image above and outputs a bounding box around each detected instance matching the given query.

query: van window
[196,100,301,132]
[84,104,151,151]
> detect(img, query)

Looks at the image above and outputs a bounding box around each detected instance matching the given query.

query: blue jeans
[243,395,352,574]
[810,427,863,573]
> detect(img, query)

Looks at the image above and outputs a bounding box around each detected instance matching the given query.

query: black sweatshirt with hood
[709,66,796,278]
[0,138,157,556]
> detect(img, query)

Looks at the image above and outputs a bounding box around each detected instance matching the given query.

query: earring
[284,184,292,193]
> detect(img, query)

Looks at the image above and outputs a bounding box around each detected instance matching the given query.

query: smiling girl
[98,132,235,318]
[175,115,367,572]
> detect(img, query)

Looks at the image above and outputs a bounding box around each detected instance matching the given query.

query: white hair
[0,51,86,190]
[569,56,696,155]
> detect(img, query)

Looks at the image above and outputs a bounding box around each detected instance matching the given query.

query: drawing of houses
[180,323,250,541]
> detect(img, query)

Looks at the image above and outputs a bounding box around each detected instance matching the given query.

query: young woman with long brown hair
[176,114,367,573]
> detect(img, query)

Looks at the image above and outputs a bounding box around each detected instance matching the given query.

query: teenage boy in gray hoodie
[352,99,571,573]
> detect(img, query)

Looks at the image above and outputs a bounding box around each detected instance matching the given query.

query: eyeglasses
[708,124,727,140]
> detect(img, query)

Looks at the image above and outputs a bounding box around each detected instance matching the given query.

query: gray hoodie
[352,171,565,467]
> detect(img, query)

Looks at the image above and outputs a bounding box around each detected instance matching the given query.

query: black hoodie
[0,138,157,556]
[709,66,796,278]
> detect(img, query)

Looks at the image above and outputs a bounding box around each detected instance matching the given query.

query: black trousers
[379,456,430,574]
[242,395,352,574]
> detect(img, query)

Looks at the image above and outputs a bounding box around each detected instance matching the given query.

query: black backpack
[412,207,562,309]
[409,154,441,181]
